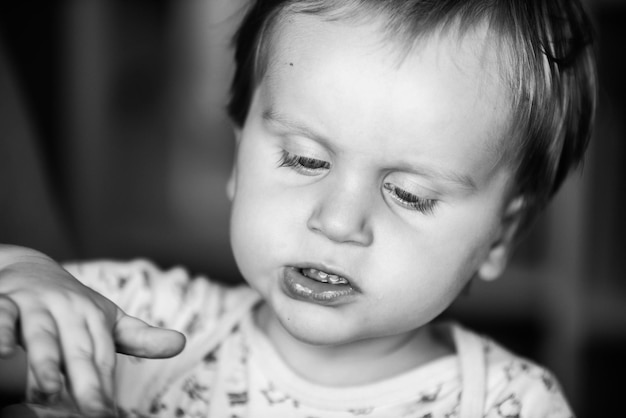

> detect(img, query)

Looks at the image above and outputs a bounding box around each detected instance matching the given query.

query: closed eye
[383,183,437,215]
[278,150,330,175]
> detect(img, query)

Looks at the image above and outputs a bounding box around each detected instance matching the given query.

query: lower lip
[280,267,357,305]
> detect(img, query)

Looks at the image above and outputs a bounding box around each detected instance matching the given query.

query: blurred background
[0,0,624,416]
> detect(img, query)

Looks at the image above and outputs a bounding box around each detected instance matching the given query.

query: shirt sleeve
[63,259,227,335]
[61,259,259,414]
[485,356,575,418]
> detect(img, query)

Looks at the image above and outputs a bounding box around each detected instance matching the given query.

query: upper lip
[291,262,360,290]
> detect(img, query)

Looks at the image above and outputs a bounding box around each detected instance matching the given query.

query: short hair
[227,0,597,235]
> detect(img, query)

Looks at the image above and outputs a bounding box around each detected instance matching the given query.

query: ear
[226,166,237,201]
[226,128,242,201]
[477,196,525,282]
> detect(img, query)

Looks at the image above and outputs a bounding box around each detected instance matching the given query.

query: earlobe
[226,170,237,201]
[478,245,508,281]
[478,196,525,282]
[226,128,242,201]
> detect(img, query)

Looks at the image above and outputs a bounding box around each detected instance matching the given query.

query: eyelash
[383,183,438,215]
[278,151,437,215]
[278,150,330,175]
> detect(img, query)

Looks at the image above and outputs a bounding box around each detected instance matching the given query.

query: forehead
[259,12,514,183]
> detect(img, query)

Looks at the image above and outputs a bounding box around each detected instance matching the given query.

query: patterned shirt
[31,259,574,418]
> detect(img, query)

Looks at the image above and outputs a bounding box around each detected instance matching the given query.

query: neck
[256,304,453,386]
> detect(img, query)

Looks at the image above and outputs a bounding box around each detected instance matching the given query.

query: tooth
[301,268,350,285]
[328,275,349,285]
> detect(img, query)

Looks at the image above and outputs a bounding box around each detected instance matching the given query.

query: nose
[306,180,374,246]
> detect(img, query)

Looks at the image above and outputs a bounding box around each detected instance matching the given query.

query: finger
[0,295,19,356]
[19,309,63,395]
[85,309,117,406]
[114,314,186,358]
[55,314,115,416]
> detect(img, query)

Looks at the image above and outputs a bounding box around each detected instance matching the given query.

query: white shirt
[41,259,574,418]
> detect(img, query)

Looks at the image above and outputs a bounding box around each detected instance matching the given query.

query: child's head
[223,0,597,346]
[228,0,597,236]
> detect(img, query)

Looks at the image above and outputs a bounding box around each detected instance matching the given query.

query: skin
[0,10,525,416]
[227,14,522,385]
[0,246,185,416]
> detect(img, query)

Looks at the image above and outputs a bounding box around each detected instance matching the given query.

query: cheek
[228,165,302,276]
[360,230,483,334]
[426,220,497,279]
[371,207,498,295]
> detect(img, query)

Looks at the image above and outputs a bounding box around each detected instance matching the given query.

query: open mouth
[281,266,357,304]
[299,267,350,285]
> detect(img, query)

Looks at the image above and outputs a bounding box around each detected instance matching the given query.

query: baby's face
[228,14,517,346]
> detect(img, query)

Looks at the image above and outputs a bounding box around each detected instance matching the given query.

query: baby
[0,0,597,417]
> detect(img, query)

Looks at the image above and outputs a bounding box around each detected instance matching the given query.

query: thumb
[113,314,186,358]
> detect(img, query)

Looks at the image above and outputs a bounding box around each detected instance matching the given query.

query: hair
[227,0,597,236]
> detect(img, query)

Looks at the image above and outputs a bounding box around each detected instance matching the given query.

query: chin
[284,322,343,346]
[273,303,362,347]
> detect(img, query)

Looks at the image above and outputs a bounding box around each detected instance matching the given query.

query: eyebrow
[262,107,333,148]
[395,162,478,192]
[262,107,478,192]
